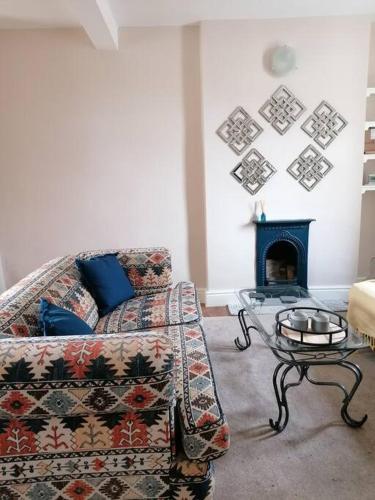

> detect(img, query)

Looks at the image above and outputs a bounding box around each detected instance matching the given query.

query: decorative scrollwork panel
[301,100,347,149]
[231,148,276,195]
[216,106,263,155]
[259,85,305,135]
[287,145,333,191]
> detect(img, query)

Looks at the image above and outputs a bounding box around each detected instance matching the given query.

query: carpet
[204,316,375,500]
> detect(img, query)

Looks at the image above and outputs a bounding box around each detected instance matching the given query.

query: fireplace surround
[255,219,314,288]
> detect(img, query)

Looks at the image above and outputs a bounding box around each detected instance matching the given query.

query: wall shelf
[361,184,375,194]
[367,87,375,97]
[365,121,375,130]
[364,153,375,163]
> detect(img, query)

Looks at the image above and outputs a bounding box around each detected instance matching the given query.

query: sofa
[0,247,229,499]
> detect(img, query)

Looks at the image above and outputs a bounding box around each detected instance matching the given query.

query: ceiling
[0,0,374,30]
[0,0,374,49]
[110,0,375,26]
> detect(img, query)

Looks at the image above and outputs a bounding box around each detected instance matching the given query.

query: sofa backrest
[77,247,173,296]
[0,248,173,338]
[0,256,99,337]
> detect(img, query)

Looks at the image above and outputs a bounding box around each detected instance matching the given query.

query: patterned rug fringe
[360,331,375,351]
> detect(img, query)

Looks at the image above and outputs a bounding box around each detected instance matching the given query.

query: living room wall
[0,27,207,289]
[0,18,371,301]
[200,17,370,304]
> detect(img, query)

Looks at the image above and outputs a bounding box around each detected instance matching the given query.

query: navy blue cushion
[76,253,135,316]
[39,299,93,336]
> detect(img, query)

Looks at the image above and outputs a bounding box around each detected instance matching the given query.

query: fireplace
[255,219,314,288]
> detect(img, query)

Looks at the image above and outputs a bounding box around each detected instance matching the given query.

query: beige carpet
[204,316,375,500]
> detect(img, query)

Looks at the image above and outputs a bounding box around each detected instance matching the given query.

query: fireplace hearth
[255,219,314,288]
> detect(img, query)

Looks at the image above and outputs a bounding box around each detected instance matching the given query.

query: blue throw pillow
[39,299,93,336]
[76,253,135,316]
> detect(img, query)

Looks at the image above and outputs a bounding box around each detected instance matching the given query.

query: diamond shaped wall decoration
[216,106,263,155]
[287,145,333,191]
[231,148,276,195]
[301,100,347,149]
[259,85,306,135]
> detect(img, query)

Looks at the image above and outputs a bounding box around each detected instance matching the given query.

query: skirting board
[203,286,351,307]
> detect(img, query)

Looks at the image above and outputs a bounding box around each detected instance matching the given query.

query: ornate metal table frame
[235,307,368,433]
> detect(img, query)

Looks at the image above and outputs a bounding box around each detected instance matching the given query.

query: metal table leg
[269,359,367,433]
[305,360,368,428]
[269,363,306,432]
[234,308,258,351]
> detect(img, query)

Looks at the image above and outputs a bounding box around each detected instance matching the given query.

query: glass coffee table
[235,286,368,432]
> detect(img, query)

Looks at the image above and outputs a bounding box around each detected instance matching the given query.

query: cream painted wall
[358,23,375,279]
[0,27,206,288]
[200,17,370,296]
[0,19,371,297]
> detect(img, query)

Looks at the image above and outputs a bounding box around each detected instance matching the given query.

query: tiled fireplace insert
[255,219,314,288]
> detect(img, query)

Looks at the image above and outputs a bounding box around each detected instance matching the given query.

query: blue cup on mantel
[288,310,308,330]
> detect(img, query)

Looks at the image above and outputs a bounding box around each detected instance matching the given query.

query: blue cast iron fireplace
[255,219,314,288]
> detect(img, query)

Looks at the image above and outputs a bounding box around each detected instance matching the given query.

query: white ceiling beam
[69,0,118,50]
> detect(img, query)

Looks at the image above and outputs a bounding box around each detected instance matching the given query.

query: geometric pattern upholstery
[95,282,201,334]
[170,454,214,499]
[0,470,214,500]
[0,247,174,338]
[0,333,176,499]
[0,333,174,418]
[0,476,177,499]
[77,247,173,297]
[0,248,228,499]
[0,256,99,337]
[167,323,230,462]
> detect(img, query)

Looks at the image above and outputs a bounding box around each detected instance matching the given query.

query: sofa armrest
[0,332,174,419]
[77,247,173,296]
[170,323,230,462]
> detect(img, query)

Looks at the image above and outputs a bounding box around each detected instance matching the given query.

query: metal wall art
[216,106,263,155]
[259,85,305,135]
[301,100,347,149]
[231,148,276,195]
[287,145,333,191]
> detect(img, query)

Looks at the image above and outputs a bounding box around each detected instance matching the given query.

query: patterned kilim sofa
[0,248,229,499]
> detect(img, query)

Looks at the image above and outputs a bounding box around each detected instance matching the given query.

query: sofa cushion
[94,281,201,334]
[76,254,135,316]
[0,333,174,419]
[39,299,93,336]
[0,257,99,337]
[0,334,175,496]
[77,247,173,297]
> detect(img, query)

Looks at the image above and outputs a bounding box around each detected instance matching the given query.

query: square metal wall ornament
[287,145,334,191]
[301,100,347,149]
[216,106,263,155]
[231,148,276,195]
[259,85,306,135]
